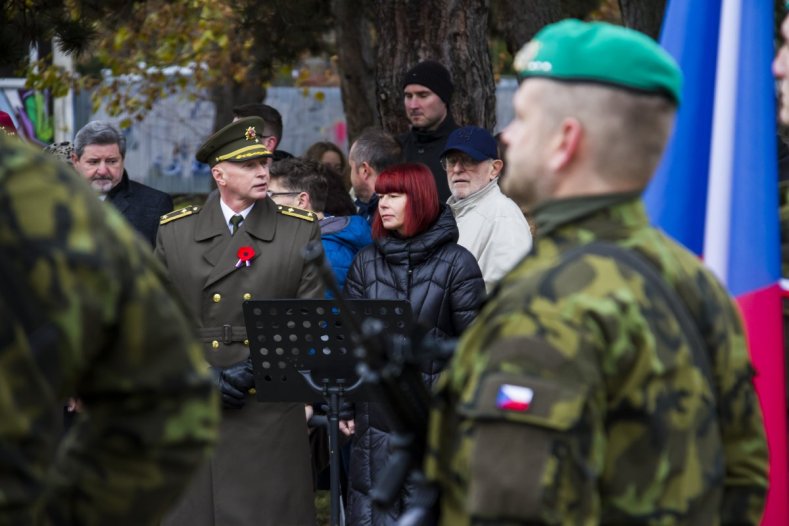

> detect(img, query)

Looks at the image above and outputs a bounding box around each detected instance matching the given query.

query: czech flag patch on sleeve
[496,384,534,412]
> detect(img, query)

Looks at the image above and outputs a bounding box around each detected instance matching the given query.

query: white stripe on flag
[704,0,742,286]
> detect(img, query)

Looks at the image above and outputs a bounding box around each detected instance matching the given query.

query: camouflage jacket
[426,192,768,525]
[0,137,219,525]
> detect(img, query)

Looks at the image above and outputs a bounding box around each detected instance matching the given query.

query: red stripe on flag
[737,284,787,524]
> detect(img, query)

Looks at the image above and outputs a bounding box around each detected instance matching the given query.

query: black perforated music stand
[242,298,412,526]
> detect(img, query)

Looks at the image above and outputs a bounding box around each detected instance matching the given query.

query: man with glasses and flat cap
[441,125,532,293]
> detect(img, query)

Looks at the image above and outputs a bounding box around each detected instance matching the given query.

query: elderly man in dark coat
[72,121,172,246]
[156,117,322,526]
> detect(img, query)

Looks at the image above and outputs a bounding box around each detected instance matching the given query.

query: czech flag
[496,384,534,412]
[644,0,786,523]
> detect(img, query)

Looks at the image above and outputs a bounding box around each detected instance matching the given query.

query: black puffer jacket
[343,205,484,526]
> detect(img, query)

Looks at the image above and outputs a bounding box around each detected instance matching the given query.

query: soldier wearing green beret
[156,117,323,526]
[425,20,768,525]
[0,135,219,524]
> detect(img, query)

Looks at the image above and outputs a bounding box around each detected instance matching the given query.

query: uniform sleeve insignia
[277,205,315,222]
[160,205,201,225]
[496,384,534,412]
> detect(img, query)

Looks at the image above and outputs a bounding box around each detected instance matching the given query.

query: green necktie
[230,214,244,235]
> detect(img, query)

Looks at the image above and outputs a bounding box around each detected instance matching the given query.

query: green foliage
[20,0,334,126]
[489,38,515,80]
[0,0,137,72]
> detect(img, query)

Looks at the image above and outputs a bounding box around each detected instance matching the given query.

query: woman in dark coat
[343,162,485,525]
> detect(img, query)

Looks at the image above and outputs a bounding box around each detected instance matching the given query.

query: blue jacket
[320,215,372,293]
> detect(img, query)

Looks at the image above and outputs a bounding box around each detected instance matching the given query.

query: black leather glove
[212,360,255,409]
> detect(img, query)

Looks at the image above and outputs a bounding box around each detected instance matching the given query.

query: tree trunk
[618,0,666,40]
[333,0,379,145]
[374,0,496,134]
[491,0,601,58]
[209,66,267,132]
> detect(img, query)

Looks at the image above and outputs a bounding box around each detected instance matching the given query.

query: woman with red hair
[343,162,484,525]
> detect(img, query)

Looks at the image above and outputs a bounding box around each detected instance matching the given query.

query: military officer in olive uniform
[425,21,768,525]
[157,117,322,526]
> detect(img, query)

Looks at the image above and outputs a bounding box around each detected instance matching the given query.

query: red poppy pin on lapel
[235,246,255,268]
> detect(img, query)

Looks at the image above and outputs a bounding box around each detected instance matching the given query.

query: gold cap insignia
[245,126,258,142]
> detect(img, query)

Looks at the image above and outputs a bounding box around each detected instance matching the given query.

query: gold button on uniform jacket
[156,192,322,526]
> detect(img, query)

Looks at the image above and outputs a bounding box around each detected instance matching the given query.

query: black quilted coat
[343,205,485,526]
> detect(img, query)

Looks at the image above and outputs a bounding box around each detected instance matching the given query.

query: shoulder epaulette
[277,205,316,222]
[160,205,201,225]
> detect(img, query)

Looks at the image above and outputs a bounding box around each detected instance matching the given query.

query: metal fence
[72,80,518,194]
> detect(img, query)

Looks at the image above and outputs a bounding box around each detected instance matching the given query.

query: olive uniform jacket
[156,192,323,526]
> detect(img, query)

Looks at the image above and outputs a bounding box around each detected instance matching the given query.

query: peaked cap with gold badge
[196,116,273,167]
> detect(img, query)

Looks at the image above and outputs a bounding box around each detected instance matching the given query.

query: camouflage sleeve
[0,139,219,525]
[698,276,768,525]
[433,303,604,525]
[297,221,325,299]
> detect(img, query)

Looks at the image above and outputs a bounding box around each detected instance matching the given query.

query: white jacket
[447,180,532,292]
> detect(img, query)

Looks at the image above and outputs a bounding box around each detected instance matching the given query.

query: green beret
[196,117,273,167]
[513,19,682,104]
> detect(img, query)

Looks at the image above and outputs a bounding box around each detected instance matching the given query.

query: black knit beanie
[401,60,454,105]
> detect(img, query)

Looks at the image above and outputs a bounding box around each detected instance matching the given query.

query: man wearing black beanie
[399,60,459,202]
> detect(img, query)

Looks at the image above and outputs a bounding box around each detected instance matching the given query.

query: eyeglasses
[267,191,301,198]
[440,154,486,172]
